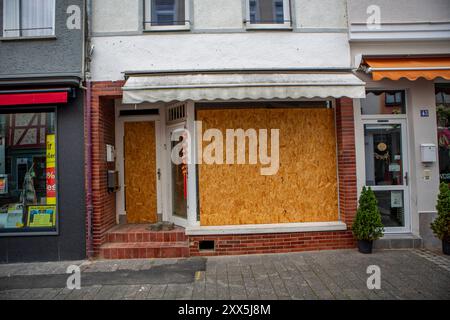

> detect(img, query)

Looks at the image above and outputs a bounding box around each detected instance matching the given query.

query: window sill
[186,221,347,236]
[0,35,56,42]
[245,23,292,31]
[144,25,190,32]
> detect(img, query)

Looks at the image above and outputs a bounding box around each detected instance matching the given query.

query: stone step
[374,234,423,249]
[99,241,190,259]
[105,226,187,243]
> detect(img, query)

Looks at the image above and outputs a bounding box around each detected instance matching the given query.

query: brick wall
[87,81,123,255]
[189,231,355,256]
[335,98,358,226]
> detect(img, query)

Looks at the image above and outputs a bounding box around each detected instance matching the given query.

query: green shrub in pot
[430,183,450,255]
[352,186,384,254]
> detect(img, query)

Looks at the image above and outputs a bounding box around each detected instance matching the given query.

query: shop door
[167,123,188,227]
[363,119,410,233]
[124,121,158,224]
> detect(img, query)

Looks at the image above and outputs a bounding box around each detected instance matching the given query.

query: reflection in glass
[373,190,405,227]
[364,124,403,186]
[435,85,450,184]
[361,91,406,115]
[171,137,187,219]
[249,0,285,24]
[0,112,57,233]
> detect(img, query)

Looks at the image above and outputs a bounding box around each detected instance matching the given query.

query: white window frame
[2,0,56,38]
[245,0,291,30]
[144,0,190,31]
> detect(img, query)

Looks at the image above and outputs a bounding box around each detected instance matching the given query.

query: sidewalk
[0,249,449,300]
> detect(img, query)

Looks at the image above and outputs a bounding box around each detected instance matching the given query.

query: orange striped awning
[361,57,450,81]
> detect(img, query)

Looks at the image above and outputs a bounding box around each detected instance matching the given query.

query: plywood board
[197,108,339,226]
[124,121,157,224]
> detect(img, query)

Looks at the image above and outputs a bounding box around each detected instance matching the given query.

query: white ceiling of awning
[122,72,366,104]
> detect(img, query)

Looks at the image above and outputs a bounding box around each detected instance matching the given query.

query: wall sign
[420,109,429,117]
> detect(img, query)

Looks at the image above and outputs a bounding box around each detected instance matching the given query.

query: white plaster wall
[92,0,140,33]
[294,0,347,29]
[192,0,243,30]
[347,0,450,24]
[91,32,352,81]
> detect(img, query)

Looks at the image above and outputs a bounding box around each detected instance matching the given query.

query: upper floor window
[144,0,190,31]
[2,0,55,38]
[246,0,291,29]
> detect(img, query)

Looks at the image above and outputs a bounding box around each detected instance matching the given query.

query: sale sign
[46,135,56,205]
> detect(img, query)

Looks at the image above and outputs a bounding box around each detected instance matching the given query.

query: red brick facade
[189,231,355,256]
[86,82,358,257]
[86,81,124,255]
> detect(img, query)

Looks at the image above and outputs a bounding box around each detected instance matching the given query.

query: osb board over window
[124,121,158,224]
[197,107,339,226]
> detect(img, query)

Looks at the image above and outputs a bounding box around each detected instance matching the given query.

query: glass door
[363,119,410,233]
[167,123,188,227]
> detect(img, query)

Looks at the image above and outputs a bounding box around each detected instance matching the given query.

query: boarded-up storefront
[197,105,339,226]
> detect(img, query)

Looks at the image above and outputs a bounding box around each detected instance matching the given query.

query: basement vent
[199,240,215,251]
[167,103,187,124]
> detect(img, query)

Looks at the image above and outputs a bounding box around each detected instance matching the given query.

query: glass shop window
[435,84,450,184]
[361,90,406,115]
[0,111,57,235]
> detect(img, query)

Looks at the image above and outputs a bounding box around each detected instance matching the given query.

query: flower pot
[357,240,373,254]
[443,238,450,255]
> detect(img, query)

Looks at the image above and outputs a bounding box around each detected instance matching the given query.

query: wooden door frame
[115,110,163,224]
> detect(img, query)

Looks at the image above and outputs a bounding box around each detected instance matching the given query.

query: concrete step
[99,241,190,259]
[105,226,187,243]
[374,234,423,249]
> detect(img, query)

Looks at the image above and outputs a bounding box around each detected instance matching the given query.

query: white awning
[122,72,366,104]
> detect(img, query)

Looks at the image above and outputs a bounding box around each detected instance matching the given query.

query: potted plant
[430,182,450,255]
[352,186,384,254]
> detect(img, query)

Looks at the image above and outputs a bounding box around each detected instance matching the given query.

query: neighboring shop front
[352,55,450,248]
[0,82,86,263]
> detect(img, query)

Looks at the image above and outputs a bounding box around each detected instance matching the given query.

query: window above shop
[0,110,58,236]
[361,90,406,116]
[144,0,190,31]
[2,0,56,38]
[245,0,291,29]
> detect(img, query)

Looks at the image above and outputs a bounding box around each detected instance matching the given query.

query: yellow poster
[46,134,56,167]
[27,205,56,228]
[46,134,56,205]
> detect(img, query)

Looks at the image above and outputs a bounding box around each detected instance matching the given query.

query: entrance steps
[99,224,189,259]
[374,233,423,250]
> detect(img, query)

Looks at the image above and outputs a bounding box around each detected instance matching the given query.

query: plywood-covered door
[124,121,157,223]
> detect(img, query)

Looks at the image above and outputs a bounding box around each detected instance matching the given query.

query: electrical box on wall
[107,170,120,192]
[420,144,437,163]
[106,144,115,162]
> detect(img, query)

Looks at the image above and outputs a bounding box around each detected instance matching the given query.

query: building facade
[0,0,86,262]
[347,0,450,249]
[88,0,367,258]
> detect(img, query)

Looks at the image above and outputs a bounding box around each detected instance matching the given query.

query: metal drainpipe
[85,0,94,259]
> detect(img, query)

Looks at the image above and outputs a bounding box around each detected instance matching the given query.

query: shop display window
[0,110,57,235]
[436,85,450,184]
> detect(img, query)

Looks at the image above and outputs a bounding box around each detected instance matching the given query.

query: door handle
[404,172,408,186]
[157,168,161,180]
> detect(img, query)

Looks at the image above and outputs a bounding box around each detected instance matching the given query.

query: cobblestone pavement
[0,249,449,300]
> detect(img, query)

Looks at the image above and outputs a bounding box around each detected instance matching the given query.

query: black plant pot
[358,240,373,254]
[443,238,450,256]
